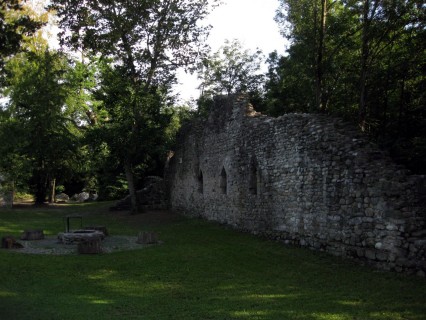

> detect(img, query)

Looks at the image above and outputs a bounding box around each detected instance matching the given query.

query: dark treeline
[263,0,425,174]
[0,0,425,209]
[0,0,217,211]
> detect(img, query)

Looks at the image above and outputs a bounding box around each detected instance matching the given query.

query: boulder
[136,231,159,244]
[110,176,167,211]
[55,193,70,202]
[1,236,23,249]
[21,229,45,240]
[72,192,90,202]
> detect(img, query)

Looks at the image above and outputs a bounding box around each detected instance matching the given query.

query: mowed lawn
[0,202,425,320]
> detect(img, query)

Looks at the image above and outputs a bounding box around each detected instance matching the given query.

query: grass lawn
[0,202,425,320]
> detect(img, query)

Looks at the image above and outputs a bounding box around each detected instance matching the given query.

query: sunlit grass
[0,202,425,320]
[310,313,350,320]
[87,269,117,280]
[77,295,114,305]
[0,290,18,297]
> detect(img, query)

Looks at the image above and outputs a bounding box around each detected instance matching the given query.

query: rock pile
[110,176,167,211]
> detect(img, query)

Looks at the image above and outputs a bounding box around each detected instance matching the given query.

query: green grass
[0,202,425,320]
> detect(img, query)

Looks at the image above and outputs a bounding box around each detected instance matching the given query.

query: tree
[275,0,358,112]
[0,0,43,84]
[197,39,265,97]
[264,50,314,115]
[270,0,426,173]
[2,49,79,203]
[0,112,32,204]
[50,0,219,213]
[93,62,173,200]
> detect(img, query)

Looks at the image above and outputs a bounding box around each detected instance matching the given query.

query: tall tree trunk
[316,0,327,112]
[359,0,369,131]
[124,158,139,214]
[312,0,319,112]
[34,159,48,205]
[359,66,368,132]
[48,178,56,203]
[34,177,48,205]
[359,0,379,132]
[398,77,406,136]
[11,180,15,208]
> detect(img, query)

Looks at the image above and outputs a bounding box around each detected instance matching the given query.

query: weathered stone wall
[166,95,426,275]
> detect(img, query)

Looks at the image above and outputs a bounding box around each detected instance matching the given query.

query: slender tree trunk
[33,159,48,205]
[316,0,327,112]
[359,1,370,131]
[11,180,15,208]
[124,158,139,214]
[34,160,48,205]
[312,0,319,112]
[359,0,380,132]
[34,178,48,205]
[398,77,406,136]
[48,178,56,203]
[359,68,368,131]
[380,69,390,139]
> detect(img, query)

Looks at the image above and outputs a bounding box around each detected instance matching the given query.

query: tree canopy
[0,0,424,206]
[1,49,79,203]
[0,0,43,84]
[50,0,219,212]
[266,0,426,173]
[198,39,265,96]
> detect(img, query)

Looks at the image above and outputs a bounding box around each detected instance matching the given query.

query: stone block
[21,229,45,240]
[78,239,102,254]
[365,249,376,260]
[1,236,23,249]
[376,251,389,261]
[136,232,159,244]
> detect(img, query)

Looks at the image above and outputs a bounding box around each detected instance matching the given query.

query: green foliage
[1,49,80,202]
[50,0,220,212]
[265,51,314,115]
[198,39,265,97]
[94,63,172,165]
[0,0,43,84]
[64,58,103,128]
[267,0,426,173]
[50,0,219,88]
[0,115,32,189]
[82,62,192,200]
[196,94,215,118]
[0,203,425,319]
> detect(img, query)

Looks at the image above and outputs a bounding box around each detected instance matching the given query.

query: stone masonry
[166,95,426,275]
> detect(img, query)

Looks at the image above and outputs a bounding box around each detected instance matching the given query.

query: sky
[207,0,286,54]
[175,0,288,102]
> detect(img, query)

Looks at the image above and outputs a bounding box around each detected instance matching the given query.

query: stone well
[57,230,105,245]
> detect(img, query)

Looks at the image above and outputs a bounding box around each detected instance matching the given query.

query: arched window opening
[220,167,227,194]
[198,170,203,194]
[249,157,260,195]
[249,164,258,195]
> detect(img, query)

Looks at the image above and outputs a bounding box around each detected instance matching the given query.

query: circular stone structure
[58,230,105,245]
[9,235,148,255]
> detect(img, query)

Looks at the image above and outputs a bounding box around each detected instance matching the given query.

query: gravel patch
[9,235,155,255]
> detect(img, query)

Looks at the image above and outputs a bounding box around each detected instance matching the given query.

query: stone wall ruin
[166,95,426,275]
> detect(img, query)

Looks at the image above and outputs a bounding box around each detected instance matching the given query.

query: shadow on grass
[0,203,425,320]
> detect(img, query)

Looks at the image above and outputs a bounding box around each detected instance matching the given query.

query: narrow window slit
[220,167,227,194]
[198,170,203,194]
